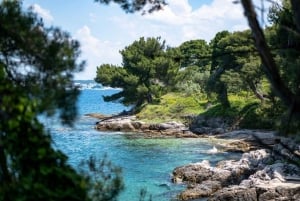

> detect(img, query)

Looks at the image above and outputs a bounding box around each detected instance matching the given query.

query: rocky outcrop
[209,162,300,201]
[172,148,300,201]
[90,113,300,200]
[94,115,198,138]
[95,115,138,132]
[93,115,294,153]
[215,130,277,152]
[173,149,270,200]
[189,116,231,135]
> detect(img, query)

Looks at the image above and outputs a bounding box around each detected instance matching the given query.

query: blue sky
[20,0,267,80]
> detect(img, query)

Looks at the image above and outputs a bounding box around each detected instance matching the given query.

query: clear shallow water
[47,83,241,201]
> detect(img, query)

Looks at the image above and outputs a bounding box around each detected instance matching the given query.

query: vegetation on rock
[95,0,300,135]
[1,0,300,200]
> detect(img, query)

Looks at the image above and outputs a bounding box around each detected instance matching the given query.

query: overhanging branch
[241,0,295,107]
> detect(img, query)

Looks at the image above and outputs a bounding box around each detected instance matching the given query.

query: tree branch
[290,0,300,34]
[241,0,295,107]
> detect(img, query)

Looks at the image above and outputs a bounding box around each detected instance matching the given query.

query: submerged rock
[95,115,137,132]
[85,113,111,119]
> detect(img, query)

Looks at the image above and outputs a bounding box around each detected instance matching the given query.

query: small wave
[74,81,122,91]
[207,146,218,154]
[99,87,122,90]
[74,82,102,90]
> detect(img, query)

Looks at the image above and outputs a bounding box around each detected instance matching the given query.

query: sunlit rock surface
[172,149,300,201]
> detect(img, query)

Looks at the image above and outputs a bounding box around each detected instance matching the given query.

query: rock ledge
[94,115,198,138]
[172,148,300,201]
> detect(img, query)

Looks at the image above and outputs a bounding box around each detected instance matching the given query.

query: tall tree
[179,39,211,71]
[95,37,180,109]
[0,1,123,200]
[207,31,231,107]
[218,30,265,101]
[267,0,300,96]
[241,0,300,132]
[95,0,300,132]
[176,40,211,100]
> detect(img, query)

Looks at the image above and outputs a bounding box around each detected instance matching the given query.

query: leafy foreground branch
[0,1,123,200]
[79,156,124,201]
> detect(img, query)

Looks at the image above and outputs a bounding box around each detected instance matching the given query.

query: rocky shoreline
[173,148,300,201]
[93,114,199,138]
[89,114,300,201]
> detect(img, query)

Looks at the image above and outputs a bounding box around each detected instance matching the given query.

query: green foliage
[0,81,88,200]
[268,1,300,95]
[174,39,212,109]
[209,30,266,106]
[268,1,300,93]
[207,30,231,107]
[136,93,206,123]
[95,37,181,108]
[265,0,300,133]
[0,0,84,125]
[203,95,252,117]
[240,100,283,129]
[176,66,209,96]
[0,1,123,201]
[175,66,210,109]
[179,39,211,70]
[80,156,124,201]
[94,0,167,14]
[95,0,300,134]
[202,95,278,129]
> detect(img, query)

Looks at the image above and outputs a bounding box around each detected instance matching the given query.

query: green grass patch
[136,92,281,130]
[202,95,259,117]
[136,92,207,123]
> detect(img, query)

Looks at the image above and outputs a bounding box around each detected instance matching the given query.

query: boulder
[173,148,300,201]
[95,115,193,137]
[173,160,217,184]
[209,163,300,201]
[189,116,230,135]
[95,115,137,131]
[220,140,252,152]
[149,122,186,131]
[172,149,272,200]
[208,187,257,201]
[179,181,222,201]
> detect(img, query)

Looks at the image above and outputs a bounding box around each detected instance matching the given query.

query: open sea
[44,80,241,201]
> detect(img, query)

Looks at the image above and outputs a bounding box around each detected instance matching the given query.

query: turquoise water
[47,84,241,201]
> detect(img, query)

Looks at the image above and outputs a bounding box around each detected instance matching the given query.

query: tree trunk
[146,92,153,103]
[241,0,300,136]
[219,83,230,108]
[0,140,11,183]
[241,0,300,115]
[248,80,265,102]
[290,0,300,34]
